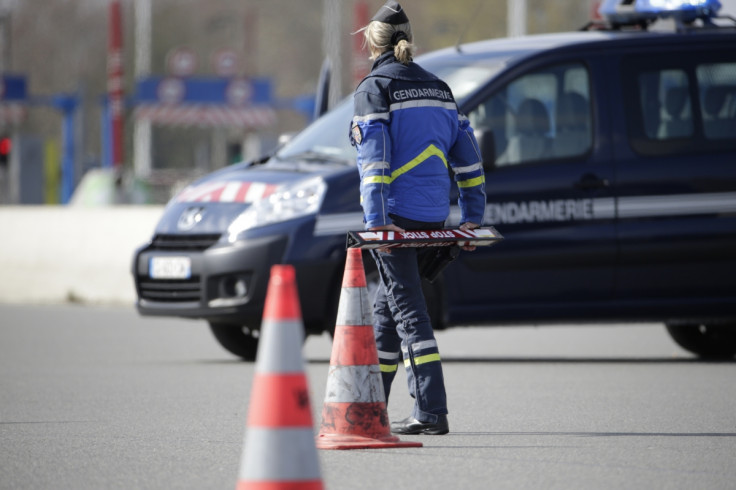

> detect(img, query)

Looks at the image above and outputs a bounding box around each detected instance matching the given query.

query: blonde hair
[362,21,414,64]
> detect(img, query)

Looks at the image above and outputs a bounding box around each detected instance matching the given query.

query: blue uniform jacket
[351,51,486,229]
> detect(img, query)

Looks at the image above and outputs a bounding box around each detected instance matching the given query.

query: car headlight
[227,177,327,241]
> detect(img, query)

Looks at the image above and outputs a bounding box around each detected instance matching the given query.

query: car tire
[209,322,259,361]
[665,323,736,359]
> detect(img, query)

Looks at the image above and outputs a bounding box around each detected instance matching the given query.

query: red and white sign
[133,104,276,129]
[225,79,253,106]
[0,103,26,125]
[167,47,197,77]
[213,49,241,77]
[157,78,186,104]
[347,227,504,249]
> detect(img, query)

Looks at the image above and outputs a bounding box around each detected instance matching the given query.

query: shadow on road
[177,354,735,365]
[447,430,736,438]
[300,356,733,364]
[436,356,731,364]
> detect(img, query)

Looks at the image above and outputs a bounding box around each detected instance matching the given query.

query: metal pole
[507,0,527,37]
[133,0,152,178]
[0,8,11,203]
[108,0,124,171]
[352,0,370,88]
[322,0,342,109]
[0,8,10,73]
[53,95,77,204]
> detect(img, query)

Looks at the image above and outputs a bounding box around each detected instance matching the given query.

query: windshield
[276,98,356,164]
[428,61,504,101]
[275,57,502,165]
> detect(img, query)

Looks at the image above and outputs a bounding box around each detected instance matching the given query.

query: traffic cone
[236,265,323,490]
[315,248,423,450]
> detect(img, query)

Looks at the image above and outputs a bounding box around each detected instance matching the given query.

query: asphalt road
[1,303,735,490]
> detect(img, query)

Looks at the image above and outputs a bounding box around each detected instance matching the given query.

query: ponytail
[394,39,412,64]
[391,30,413,64]
[362,21,414,65]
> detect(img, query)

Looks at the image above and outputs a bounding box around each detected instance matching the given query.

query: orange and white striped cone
[236,265,323,490]
[315,248,423,450]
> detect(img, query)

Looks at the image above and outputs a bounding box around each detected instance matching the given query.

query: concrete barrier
[0,206,165,305]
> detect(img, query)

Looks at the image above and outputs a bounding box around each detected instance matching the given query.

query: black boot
[390,415,449,435]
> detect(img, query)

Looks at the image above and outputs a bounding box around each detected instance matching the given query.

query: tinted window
[697,62,736,140]
[623,52,736,155]
[638,69,693,140]
[469,62,592,168]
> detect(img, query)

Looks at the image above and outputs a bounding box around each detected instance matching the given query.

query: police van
[132,0,736,360]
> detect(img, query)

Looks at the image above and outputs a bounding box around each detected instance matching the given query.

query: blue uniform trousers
[370,216,448,424]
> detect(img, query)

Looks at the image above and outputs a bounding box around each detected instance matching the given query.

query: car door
[612,45,736,309]
[444,58,617,324]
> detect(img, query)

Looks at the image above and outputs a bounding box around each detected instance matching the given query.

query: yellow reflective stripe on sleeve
[380,363,399,373]
[404,353,441,367]
[363,175,392,185]
[457,175,485,188]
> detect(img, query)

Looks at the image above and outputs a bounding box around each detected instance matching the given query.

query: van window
[638,69,693,140]
[623,53,736,155]
[697,62,736,140]
[469,63,592,168]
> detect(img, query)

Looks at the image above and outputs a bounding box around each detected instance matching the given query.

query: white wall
[0,206,164,305]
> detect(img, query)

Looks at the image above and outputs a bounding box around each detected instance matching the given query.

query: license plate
[149,256,192,279]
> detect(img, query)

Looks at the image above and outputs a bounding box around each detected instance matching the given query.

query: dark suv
[133,2,736,360]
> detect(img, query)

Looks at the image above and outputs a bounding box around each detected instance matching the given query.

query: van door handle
[574,174,610,190]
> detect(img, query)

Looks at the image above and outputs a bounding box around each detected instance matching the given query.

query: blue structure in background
[132,75,317,123]
[7,72,318,205]
[135,76,273,105]
[51,94,78,204]
[1,75,27,101]
[25,92,79,204]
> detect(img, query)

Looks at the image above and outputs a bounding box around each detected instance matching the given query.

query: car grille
[138,278,201,303]
[138,233,221,303]
[149,234,221,251]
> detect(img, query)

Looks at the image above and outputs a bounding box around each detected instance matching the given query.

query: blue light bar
[598,0,722,24]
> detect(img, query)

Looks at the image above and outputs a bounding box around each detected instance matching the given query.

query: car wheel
[665,323,736,359]
[209,322,259,361]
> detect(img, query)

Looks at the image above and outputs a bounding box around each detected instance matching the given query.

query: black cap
[371,1,409,25]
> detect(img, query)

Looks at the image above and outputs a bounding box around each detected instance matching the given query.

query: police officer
[350,1,486,435]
